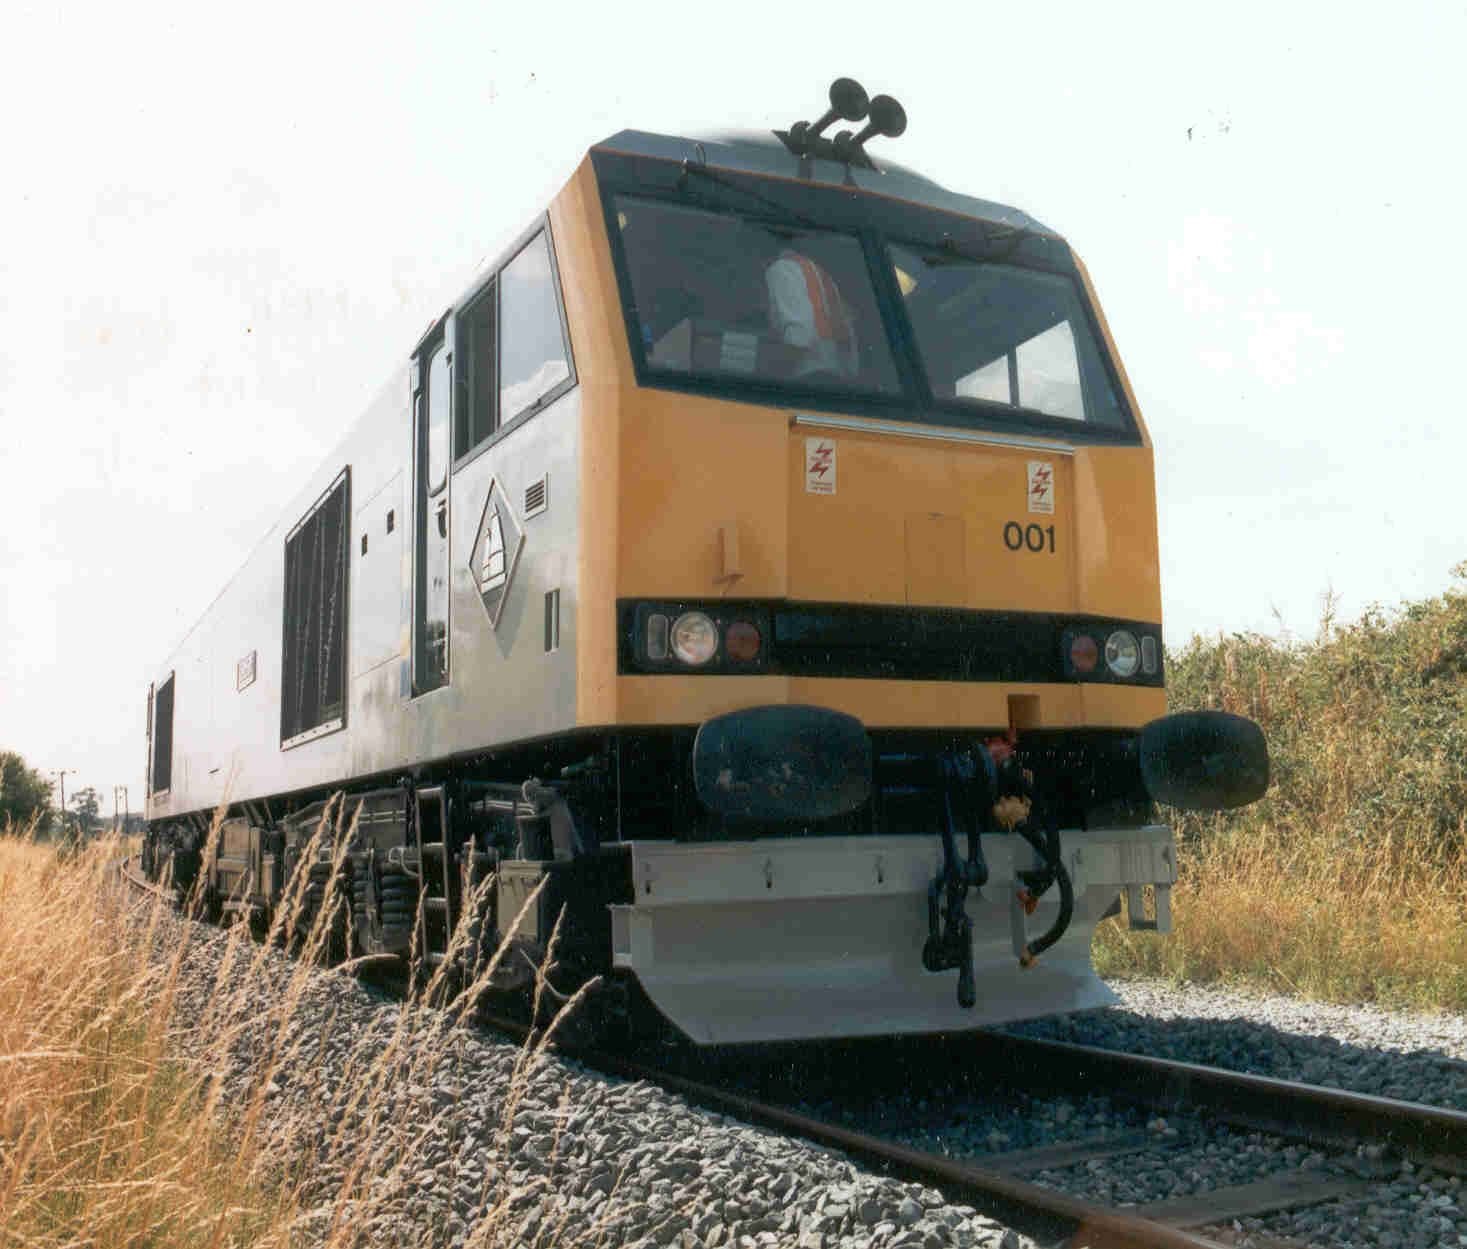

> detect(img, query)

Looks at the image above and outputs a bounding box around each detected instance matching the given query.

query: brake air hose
[1014,822,1074,969]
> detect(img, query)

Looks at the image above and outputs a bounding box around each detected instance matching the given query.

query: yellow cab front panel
[554,146,1166,736]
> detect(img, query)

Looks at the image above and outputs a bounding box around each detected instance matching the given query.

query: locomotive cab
[561,119,1265,1043]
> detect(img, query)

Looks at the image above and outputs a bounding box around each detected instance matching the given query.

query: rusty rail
[117,855,176,902]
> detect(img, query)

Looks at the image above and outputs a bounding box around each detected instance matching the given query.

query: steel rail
[118,855,178,903]
[957,1032,1467,1175]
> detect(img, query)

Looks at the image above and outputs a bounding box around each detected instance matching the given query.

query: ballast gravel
[1000,979,1467,1247]
[145,878,1467,1249]
[1002,978,1467,1111]
[783,977,1467,1249]
[150,910,1032,1249]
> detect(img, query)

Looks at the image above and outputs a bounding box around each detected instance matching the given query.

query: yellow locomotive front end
[546,120,1265,1044]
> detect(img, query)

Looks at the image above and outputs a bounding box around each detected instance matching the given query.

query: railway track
[515,1027,1467,1248]
[118,853,176,902]
[118,858,1467,1248]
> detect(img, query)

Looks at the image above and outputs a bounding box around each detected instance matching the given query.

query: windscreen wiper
[677,159,826,233]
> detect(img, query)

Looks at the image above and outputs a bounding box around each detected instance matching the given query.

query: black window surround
[593,149,1142,448]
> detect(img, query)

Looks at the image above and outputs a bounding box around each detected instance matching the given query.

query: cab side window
[499,232,571,424]
[456,284,496,458]
[426,344,450,494]
[454,228,573,462]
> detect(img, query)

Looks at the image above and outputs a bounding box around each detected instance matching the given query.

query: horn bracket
[775,77,905,171]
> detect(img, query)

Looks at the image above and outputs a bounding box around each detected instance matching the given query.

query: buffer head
[1139,710,1270,811]
[693,704,872,823]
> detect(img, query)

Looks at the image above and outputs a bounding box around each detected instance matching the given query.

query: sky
[2,0,1464,813]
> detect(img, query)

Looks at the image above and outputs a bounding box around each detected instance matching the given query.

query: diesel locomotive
[142,80,1268,1045]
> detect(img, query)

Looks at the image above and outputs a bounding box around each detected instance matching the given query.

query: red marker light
[725,620,762,662]
[1070,634,1098,674]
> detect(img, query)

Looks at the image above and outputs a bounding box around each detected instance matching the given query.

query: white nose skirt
[609,828,1175,1046]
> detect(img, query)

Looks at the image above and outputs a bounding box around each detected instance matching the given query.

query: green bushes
[0,750,53,834]
[1097,564,1467,1011]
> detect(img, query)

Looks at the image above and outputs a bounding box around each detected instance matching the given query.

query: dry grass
[0,804,599,1248]
[1094,817,1467,1010]
[0,825,294,1246]
[1095,568,1467,1013]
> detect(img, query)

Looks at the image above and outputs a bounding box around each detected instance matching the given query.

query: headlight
[671,611,718,665]
[1104,630,1140,678]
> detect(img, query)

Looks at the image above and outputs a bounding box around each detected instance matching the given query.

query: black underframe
[593,149,1142,447]
[149,724,1154,849]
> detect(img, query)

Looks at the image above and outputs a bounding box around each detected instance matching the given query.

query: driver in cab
[763,247,860,382]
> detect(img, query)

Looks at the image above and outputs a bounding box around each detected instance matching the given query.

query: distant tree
[70,787,102,833]
[0,751,53,834]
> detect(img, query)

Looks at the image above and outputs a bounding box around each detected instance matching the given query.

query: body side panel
[148,191,588,820]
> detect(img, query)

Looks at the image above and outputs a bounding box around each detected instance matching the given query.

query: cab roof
[592,128,1060,241]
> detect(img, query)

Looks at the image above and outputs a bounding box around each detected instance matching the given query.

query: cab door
[411,315,454,694]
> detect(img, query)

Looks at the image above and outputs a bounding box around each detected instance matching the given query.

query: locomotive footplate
[608,827,1175,1046]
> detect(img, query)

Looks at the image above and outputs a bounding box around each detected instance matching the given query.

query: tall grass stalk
[0,803,599,1248]
[0,822,293,1246]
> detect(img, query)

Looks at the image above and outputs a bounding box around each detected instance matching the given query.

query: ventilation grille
[151,673,174,795]
[524,474,549,518]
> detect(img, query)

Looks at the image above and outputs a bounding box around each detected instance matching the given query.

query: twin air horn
[776,77,908,170]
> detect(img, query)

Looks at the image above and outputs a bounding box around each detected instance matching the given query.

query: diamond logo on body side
[469,477,525,629]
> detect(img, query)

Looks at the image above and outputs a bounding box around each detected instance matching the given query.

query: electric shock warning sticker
[805,438,836,495]
[1027,460,1054,514]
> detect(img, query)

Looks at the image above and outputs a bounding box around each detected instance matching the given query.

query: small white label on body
[1027,460,1054,514]
[805,437,836,494]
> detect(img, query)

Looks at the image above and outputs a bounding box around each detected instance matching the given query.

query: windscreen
[613,196,901,396]
[602,162,1137,441]
[889,243,1127,429]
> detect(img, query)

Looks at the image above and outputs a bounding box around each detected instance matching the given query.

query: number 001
[1003,522,1056,554]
